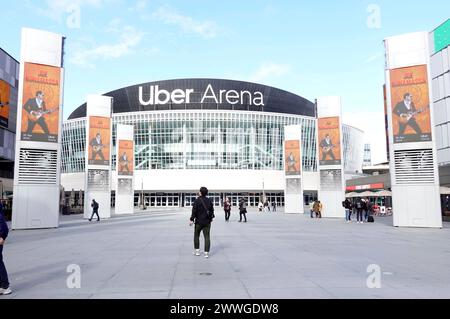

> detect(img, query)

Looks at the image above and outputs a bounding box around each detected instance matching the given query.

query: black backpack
[355,201,362,209]
[200,197,213,218]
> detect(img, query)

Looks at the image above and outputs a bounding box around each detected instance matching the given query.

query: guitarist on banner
[393,93,423,135]
[119,151,130,172]
[320,134,336,161]
[23,91,50,135]
[90,133,105,161]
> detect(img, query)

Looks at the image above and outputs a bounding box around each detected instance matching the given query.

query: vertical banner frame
[317,96,345,218]
[12,28,65,230]
[115,124,134,215]
[84,95,113,219]
[384,31,442,228]
[283,125,304,214]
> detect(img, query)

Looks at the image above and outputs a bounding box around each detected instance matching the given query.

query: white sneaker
[204,252,209,258]
[193,249,200,256]
[0,287,12,295]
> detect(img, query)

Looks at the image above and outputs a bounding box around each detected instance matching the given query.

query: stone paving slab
[2,207,450,299]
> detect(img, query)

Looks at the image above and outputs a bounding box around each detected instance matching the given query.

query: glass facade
[62,110,318,174]
[342,124,364,174]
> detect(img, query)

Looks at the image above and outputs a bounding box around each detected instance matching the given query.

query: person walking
[190,187,215,258]
[0,201,11,295]
[343,198,353,223]
[89,199,100,222]
[272,201,277,212]
[238,198,248,222]
[223,197,231,222]
[313,200,322,218]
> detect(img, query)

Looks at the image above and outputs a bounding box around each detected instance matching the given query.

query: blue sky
[1,0,450,164]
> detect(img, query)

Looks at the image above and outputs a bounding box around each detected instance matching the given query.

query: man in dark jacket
[238,198,247,222]
[89,199,100,222]
[190,187,214,258]
[0,201,11,295]
[343,198,353,222]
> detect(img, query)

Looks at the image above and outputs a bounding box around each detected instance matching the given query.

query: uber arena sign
[139,84,264,106]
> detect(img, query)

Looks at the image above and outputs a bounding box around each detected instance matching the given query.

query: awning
[345,192,359,198]
[440,187,450,195]
[374,190,392,196]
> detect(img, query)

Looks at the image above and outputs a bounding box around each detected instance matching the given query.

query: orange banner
[118,140,133,175]
[284,140,301,175]
[389,65,432,143]
[21,63,61,142]
[318,117,341,165]
[0,80,10,127]
[88,116,110,165]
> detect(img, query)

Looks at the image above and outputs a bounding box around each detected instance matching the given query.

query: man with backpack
[190,187,215,258]
[89,199,100,222]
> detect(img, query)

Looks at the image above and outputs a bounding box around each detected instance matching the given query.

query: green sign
[434,19,450,53]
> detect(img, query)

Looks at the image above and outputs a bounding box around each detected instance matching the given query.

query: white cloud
[69,23,144,68]
[37,0,110,23]
[343,111,388,165]
[129,0,147,11]
[248,62,291,83]
[152,6,218,39]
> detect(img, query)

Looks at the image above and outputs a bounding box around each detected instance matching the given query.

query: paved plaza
[2,207,450,299]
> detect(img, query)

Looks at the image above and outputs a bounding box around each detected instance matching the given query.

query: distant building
[0,47,19,198]
[363,143,372,167]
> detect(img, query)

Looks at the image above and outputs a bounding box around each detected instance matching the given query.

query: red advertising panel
[88,116,110,166]
[284,140,301,175]
[318,117,341,165]
[118,140,133,176]
[21,63,61,142]
[0,79,10,128]
[389,65,432,143]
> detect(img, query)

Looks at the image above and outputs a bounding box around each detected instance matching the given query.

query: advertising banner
[88,115,111,166]
[0,79,10,127]
[118,140,133,176]
[284,140,301,176]
[389,64,432,144]
[318,116,341,165]
[20,62,61,143]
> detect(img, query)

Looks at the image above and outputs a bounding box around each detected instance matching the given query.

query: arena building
[61,78,364,208]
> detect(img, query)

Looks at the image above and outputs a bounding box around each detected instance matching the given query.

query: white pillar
[84,95,113,219]
[384,32,442,228]
[283,125,304,214]
[115,124,134,215]
[12,28,65,229]
[317,97,345,218]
